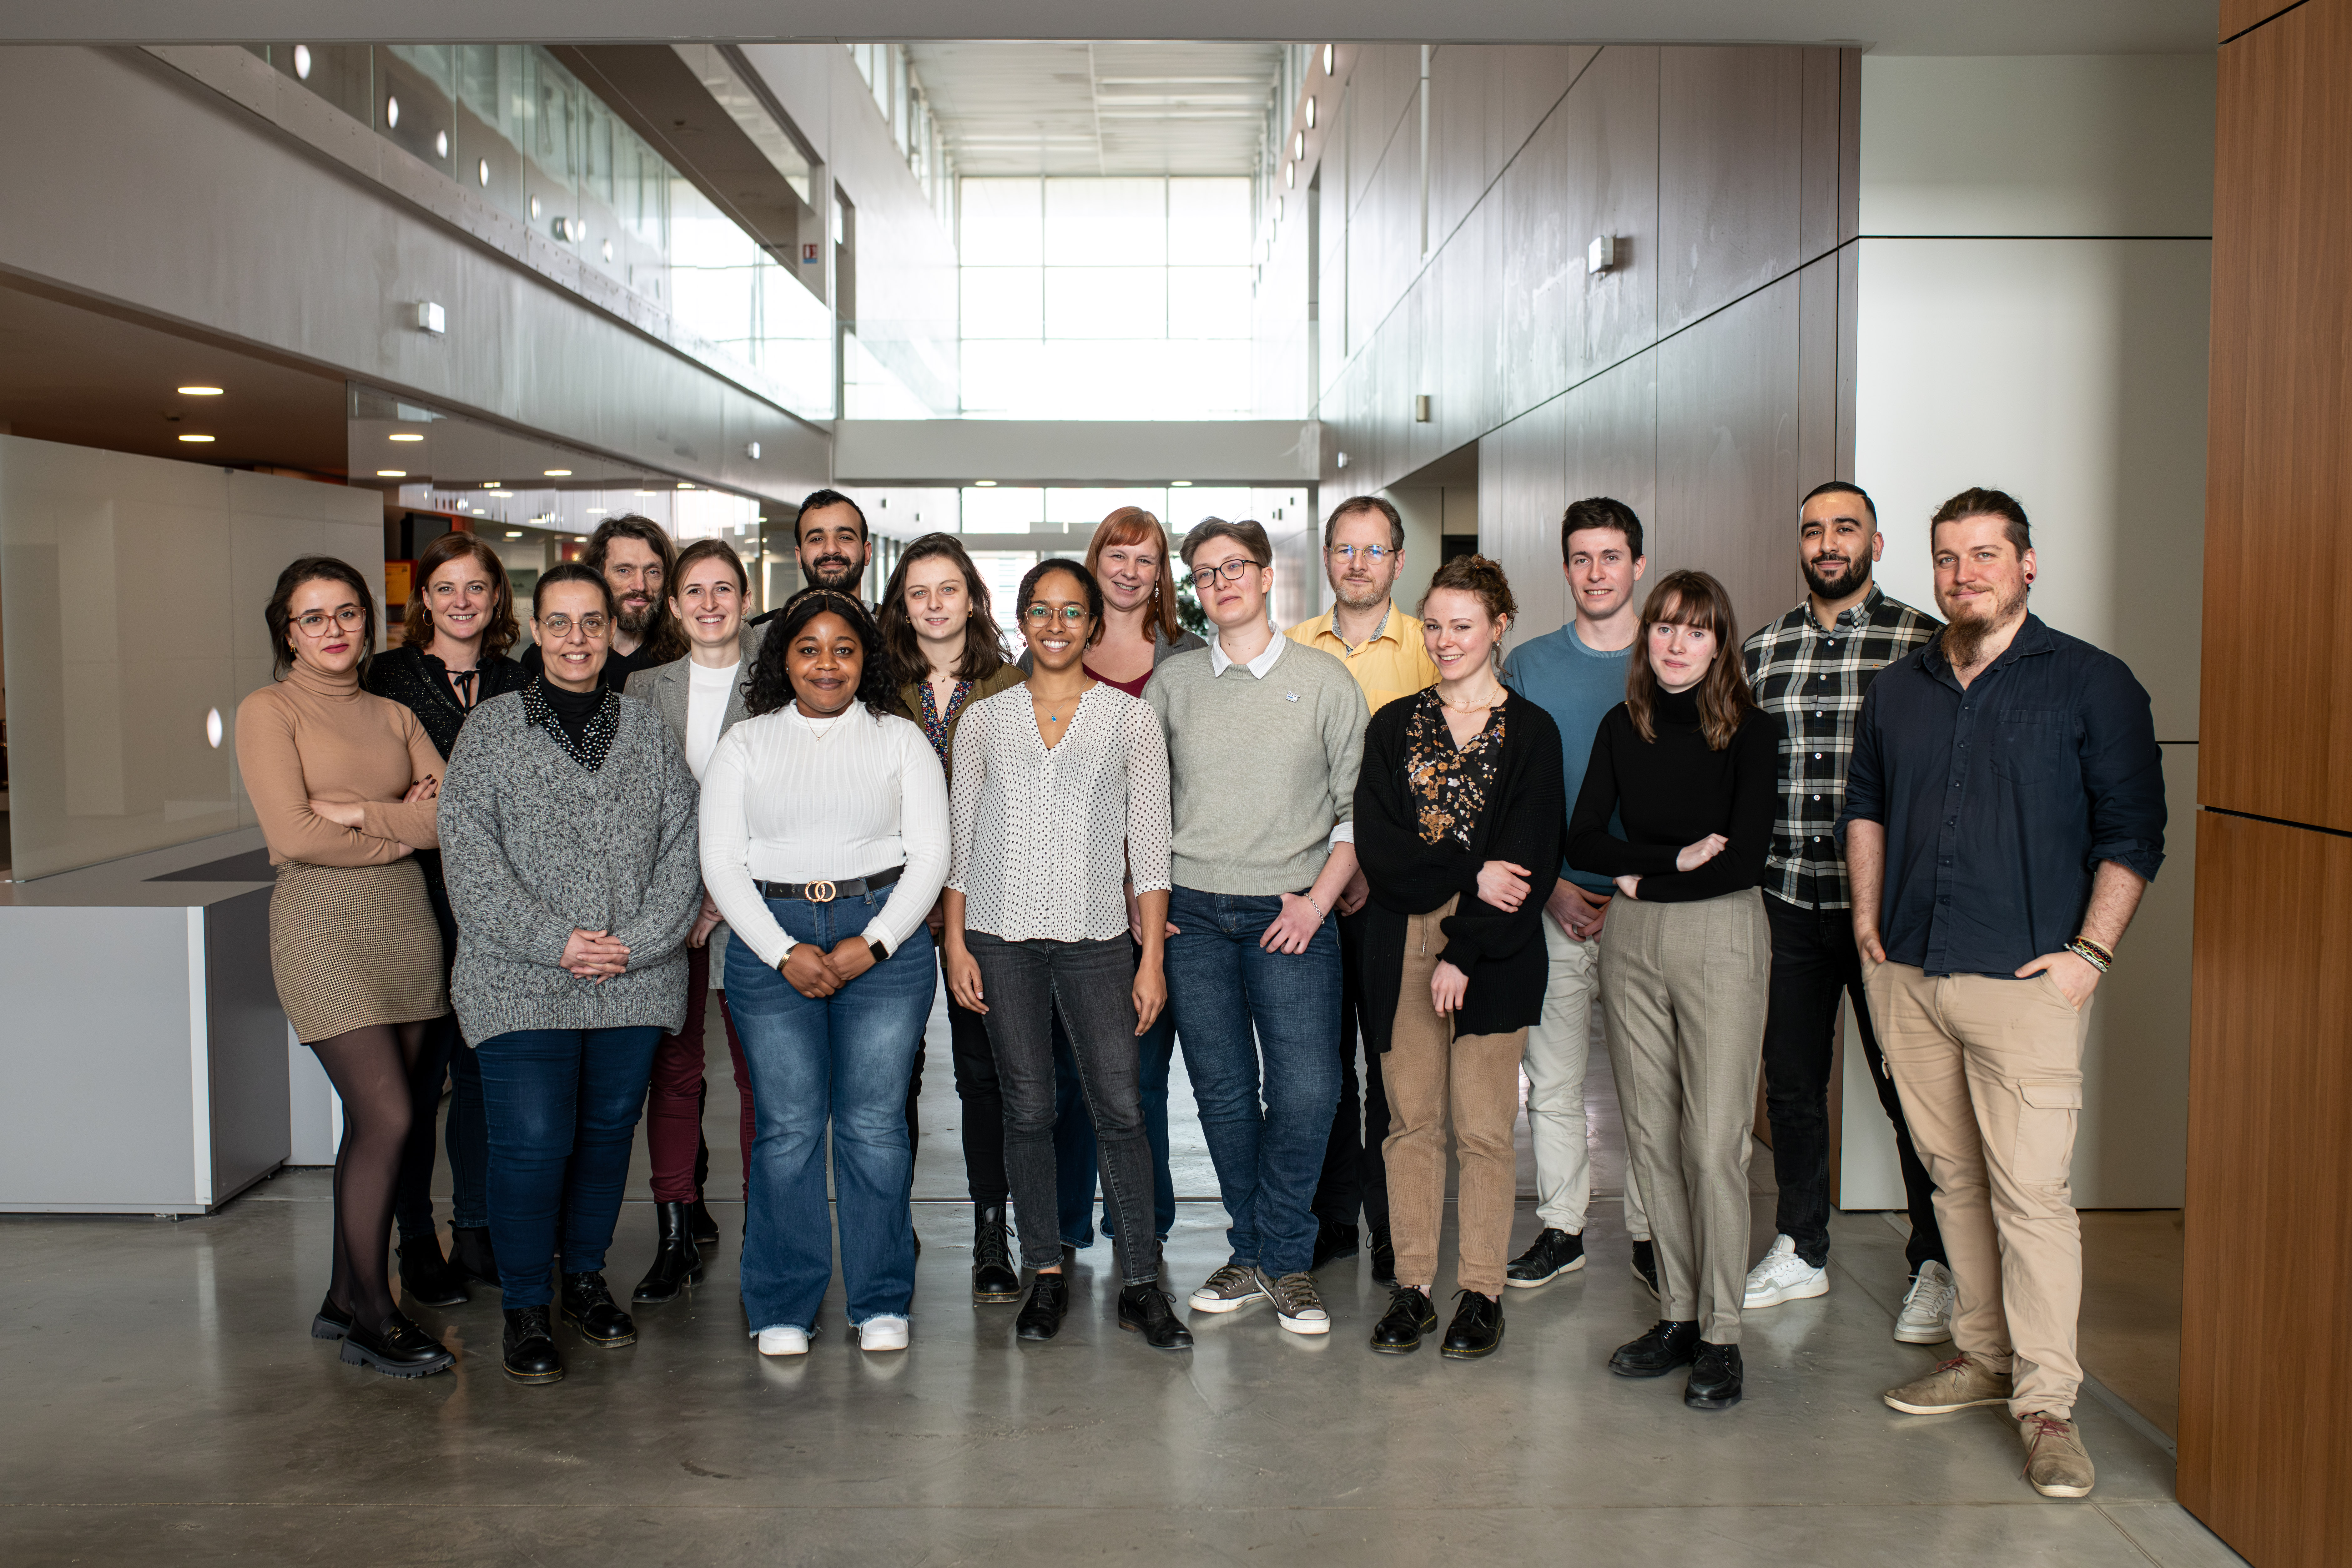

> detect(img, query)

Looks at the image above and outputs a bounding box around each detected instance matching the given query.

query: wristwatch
[867,936,892,966]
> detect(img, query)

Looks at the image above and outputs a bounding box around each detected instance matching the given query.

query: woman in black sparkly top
[363,532,530,1307]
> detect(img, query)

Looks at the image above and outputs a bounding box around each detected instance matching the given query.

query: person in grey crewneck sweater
[1145,517,1367,1340]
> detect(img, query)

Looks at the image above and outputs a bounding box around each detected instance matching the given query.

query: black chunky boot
[1370,1286,1438,1354]
[502,1305,563,1384]
[1609,1318,1702,1378]
[1015,1270,1071,1341]
[632,1201,704,1304]
[396,1232,470,1308]
[971,1204,1022,1304]
[311,1294,354,1341]
[560,1271,637,1347]
[1440,1290,1505,1359]
[340,1310,456,1378]
[687,1199,721,1247]
[1117,1283,1194,1350]
[449,1225,500,1288]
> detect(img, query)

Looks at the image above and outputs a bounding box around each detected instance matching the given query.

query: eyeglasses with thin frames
[1327,544,1393,563]
[1022,604,1091,628]
[1186,558,1262,589]
[538,613,610,640]
[294,607,367,636]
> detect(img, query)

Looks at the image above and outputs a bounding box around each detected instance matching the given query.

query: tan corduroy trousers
[1866,958,2093,1419]
[1599,888,1770,1344]
[1381,896,1529,1298]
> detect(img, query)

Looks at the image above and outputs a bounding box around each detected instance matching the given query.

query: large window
[958,178,1256,419]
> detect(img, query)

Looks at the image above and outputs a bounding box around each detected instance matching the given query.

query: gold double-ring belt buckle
[805,879,837,903]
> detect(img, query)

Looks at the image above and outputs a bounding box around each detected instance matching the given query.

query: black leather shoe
[1505,1228,1586,1287]
[1117,1284,1194,1350]
[311,1294,353,1341]
[560,1271,637,1347]
[972,1204,1022,1304]
[1369,1227,1397,1287]
[340,1309,455,1378]
[632,1202,705,1304]
[687,1199,721,1247]
[1441,1290,1506,1359]
[1309,1217,1360,1273]
[396,1233,471,1308]
[1610,1318,1702,1378]
[1016,1270,1070,1341]
[1370,1286,1438,1354]
[450,1225,500,1287]
[502,1305,564,1384]
[1685,1341,1744,1409]
[1630,1238,1661,1301]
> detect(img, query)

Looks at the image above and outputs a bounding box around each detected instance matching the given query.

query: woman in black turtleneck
[1568,569,1781,1414]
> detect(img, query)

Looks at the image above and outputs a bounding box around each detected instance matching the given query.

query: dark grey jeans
[967,932,1160,1285]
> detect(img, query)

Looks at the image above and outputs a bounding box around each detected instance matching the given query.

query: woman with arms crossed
[364,531,530,1306]
[237,557,454,1377]
[702,590,950,1356]
[878,534,1024,1302]
[1568,570,1781,1412]
[436,563,703,1385]
[1354,556,1563,1359]
[943,559,1191,1350]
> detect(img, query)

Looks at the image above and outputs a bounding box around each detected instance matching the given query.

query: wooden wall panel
[2180,812,2352,1566]
[1795,253,1840,496]
[1556,46,1661,393]
[1658,46,1804,335]
[1655,273,1801,638]
[2199,0,2352,833]
[2222,0,2307,39]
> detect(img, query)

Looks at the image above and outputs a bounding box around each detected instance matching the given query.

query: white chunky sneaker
[755,1324,811,1356]
[858,1314,910,1352]
[1742,1234,1829,1309]
[1894,1260,1956,1344]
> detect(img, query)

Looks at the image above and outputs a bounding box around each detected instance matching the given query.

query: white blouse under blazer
[947,683,1173,943]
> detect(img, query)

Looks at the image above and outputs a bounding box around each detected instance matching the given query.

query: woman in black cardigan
[1354,555,1563,1361]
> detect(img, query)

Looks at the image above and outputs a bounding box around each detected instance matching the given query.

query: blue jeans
[726,891,936,1332]
[1163,885,1342,1278]
[1053,940,1177,1244]
[473,1025,664,1311]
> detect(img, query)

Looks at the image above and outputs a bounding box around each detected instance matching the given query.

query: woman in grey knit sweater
[438,563,702,1385]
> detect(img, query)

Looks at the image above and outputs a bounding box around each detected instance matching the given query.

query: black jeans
[942,947,1010,1206]
[394,873,484,1240]
[1311,906,1390,1235]
[1760,892,1946,1273]
[967,933,1160,1286]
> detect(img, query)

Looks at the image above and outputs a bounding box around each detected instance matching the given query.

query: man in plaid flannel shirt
[1736,481,1954,1344]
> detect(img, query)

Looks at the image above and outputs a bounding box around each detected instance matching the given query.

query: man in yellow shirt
[1283,495,1440,1286]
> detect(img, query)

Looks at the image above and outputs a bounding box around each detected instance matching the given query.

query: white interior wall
[1843,53,2212,1209]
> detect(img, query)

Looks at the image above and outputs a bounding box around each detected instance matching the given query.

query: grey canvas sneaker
[1187,1263,1268,1314]
[2019,1412,2096,1498]
[1883,1352,2014,1415]
[1257,1268,1332,1336]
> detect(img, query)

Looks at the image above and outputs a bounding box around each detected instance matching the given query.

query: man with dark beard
[749,490,874,623]
[1841,487,2163,1501]
[521,515,685,693]
[1736,482,1950,1342]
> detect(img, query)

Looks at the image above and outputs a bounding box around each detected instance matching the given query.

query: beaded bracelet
[2064,937,2113,973]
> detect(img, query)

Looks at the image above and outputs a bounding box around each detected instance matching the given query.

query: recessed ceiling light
[505,530,523,539]
[974,480,997,487]
[385,95,400,129]
[1285,162,1294,189]
[530,196,542,219]
[602,239,614,263]
[543,468,572,477]
[1171,480,1193,487]
[178,433,215,443]
[435,130,449,158]
[389,432,424,442]
[489,489,513,497]
[1306,96,1317,129]
[376,468,406,477]
[477,158,491,187]
[177,385,224,396]
[1293,130,1305,160]
[482,480,501,487]
[1322,43,1335,74]
[677,481,696,490]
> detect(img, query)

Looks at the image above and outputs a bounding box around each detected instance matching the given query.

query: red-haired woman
[1568,569,1782,1412]
[365,531,531,1307]
[878,533,1024,1299]
[1040,509,1203,1257]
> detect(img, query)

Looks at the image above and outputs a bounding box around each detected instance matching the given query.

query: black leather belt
[756,865,904,903]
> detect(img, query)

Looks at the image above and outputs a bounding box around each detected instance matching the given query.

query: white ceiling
[907,42,1283,176]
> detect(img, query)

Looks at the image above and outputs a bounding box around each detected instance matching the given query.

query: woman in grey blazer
[438,562,702,1386]
[621,538,767,1304]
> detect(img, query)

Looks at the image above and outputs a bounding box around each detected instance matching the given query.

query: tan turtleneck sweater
[236,659,445,866]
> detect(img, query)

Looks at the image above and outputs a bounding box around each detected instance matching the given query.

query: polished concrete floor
[3,996,2243,1567]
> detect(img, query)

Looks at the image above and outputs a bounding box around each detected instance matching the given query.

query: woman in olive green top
[878,533,1025,1301]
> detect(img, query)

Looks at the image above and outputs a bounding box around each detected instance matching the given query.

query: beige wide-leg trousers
[1865,958,2092,1420]
[1598,888,1770,1344]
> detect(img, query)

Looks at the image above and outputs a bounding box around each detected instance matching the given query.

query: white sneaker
[754,1324,810,1356]
[1742,1234,1829,1309]
[1894,1260,1956,1344]
[858,1314,910,1352]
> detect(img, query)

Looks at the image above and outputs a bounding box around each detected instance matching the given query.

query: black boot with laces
[972,1203,1022,1303]
[1016,1270,1071,1341]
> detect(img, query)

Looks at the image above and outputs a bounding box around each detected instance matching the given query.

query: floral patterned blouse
[916,678,974,772]
[1403,688,1508,848]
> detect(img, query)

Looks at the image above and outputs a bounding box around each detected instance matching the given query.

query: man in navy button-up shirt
[1837,487,2162,1501]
